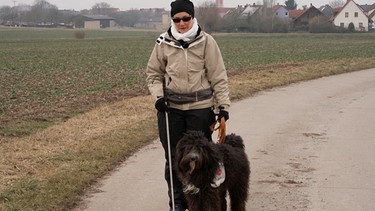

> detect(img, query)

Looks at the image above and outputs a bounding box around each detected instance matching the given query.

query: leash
[210,117,226,144]
[210,117,227,189]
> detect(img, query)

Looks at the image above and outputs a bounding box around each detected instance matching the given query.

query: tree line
[0,0,156,28]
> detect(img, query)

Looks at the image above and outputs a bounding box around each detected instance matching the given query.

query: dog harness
[211,162,226,188]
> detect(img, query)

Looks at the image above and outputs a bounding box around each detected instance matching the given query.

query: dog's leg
[202,189,222,211]
[186,194,202,211]
[229,183,248,211]
[219,189,227,211]
[186,189,221,211]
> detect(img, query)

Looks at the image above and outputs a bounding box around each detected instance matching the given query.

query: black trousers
[157,107,215,209]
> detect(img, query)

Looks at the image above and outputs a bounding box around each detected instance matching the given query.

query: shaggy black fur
[175,130,250,211]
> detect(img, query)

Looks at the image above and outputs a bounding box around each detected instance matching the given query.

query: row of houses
[218,0,374,31]
[5,0,373,31]
[114,0,374,31]
[272,0,375,31]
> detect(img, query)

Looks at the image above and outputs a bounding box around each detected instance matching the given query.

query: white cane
[165,110,176,211]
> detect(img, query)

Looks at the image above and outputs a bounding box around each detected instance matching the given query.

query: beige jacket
[146,29,230,111]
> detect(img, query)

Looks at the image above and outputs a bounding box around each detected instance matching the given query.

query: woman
[146,0,230,210]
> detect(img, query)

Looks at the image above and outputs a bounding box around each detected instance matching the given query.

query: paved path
[75,68,375,211]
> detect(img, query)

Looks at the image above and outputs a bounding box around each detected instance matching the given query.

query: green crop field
[1,29,157,137]
[1,29,375,138]
[0,28,374,210]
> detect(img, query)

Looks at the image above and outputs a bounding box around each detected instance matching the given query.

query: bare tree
[0,6,17,24]
[263,0,276,8]
[220,7,243,32]
[91,2,112,15]
[262,0,276,17]
[112,10,141,27]
[309,15,335,33]
[29,0,58,24]
[329,0,345,8]
[92,2,112,9]
[195,1,220,32]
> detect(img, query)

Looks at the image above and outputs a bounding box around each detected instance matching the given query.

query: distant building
[332,0,370,31]
[80,15,116,29]
[135,8,166,30]
[319,4,334,17]
[241,3,263,18]
[273,4,290,22]
[362,3,375,28]
[289,4,325,29]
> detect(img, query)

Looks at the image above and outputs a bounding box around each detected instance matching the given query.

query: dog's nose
[189,154,198,161]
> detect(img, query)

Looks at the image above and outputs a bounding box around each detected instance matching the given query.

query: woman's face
[172,12,193,34]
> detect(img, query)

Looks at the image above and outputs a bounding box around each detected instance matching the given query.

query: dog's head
[175,130,220,176]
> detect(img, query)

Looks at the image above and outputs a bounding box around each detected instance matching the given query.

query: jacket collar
[161,26,204,49]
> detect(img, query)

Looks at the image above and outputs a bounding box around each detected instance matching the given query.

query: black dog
[175,130,250,211]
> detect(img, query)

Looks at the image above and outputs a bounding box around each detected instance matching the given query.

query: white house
[273,4,290,22]
[333,0,369,31]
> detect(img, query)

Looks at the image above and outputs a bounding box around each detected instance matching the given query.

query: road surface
[74,68,375,211]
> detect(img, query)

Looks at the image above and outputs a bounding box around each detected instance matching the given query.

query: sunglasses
[172,16,192,23]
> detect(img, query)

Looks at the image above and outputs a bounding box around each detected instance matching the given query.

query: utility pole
[12,0,17,26]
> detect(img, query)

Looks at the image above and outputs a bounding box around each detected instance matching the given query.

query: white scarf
[170,18,199,42]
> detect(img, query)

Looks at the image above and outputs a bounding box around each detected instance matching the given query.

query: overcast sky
[1,0,373,11]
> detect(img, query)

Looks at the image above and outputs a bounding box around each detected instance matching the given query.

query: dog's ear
[176,135,196,164]
[174,144,184,175]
